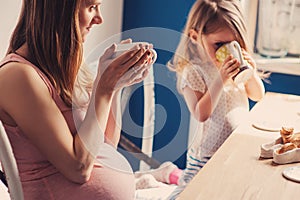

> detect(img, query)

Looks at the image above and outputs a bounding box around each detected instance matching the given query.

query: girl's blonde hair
[7,0,93,107]
[168,0,250,75]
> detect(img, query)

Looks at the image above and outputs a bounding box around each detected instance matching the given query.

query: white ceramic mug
[215,41,253,84]
[113,42,157,63]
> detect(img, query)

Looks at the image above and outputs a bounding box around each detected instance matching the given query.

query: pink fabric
[169,168,182,185]
[0,54,135,200]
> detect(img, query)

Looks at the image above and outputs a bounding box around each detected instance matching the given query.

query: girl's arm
[183,56,241,122]
[182,72,224,122]
[244,72,265,101]
[242,50,265,101]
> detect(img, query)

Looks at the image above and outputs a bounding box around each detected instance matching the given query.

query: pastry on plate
[278,127,300,154]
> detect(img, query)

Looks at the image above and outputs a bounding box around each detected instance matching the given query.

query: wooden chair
[118,65,161,170]
[0,121,24,200]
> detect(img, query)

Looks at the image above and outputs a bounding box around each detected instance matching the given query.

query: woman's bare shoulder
[0,62,50,104]
[0,61,38,78]
[0,61,47,86]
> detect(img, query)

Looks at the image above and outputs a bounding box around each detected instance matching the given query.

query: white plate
[252,121,282,132]
[282,166,300,183]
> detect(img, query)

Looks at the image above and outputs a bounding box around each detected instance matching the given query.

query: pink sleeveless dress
[0,53,135,200]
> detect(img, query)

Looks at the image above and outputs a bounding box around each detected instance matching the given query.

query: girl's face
[79,0,103,42]
[201,27,236,67]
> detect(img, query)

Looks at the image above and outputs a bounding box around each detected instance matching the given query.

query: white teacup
[216,41,253,84]
[113,42,157,64]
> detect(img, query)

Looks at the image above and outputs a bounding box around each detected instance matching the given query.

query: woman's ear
[189,29,199,43]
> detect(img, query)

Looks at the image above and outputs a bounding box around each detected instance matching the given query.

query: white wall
[83,0,123,56]
[240,0,258,49]
[0,0,22,58]
[0,0,123,59]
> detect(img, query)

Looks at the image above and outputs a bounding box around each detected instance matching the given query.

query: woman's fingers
[132,69,149,84]
[120,38,132,44]
[118,48,151,71]
[100,44,117,61]
[98,43,155,92]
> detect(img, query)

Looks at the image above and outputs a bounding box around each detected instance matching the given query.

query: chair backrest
[0,168,7,187]
[0,121,24,200]
[118,64,156,171]
[138,66,155,171]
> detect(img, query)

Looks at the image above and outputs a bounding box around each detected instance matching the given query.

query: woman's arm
[0,62,92,183]
[103,89,122,148]
[0,45,152,184]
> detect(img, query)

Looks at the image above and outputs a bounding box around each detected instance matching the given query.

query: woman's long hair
[7,0,92,107]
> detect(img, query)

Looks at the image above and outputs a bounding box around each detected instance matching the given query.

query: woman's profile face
[201,26,236,68]
[79,0,103,42]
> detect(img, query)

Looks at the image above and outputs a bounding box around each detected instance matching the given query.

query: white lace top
[180,60,249,158]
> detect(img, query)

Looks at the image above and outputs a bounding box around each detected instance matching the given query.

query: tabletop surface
[178,92,300,200]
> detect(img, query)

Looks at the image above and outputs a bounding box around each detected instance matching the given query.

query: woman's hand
[120,38,132,44]
[219,54,240,83]
[95,43,153,96]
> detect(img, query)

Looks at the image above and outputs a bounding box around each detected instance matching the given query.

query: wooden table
[178,92,300,200]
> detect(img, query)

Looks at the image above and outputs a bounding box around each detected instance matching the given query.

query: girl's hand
[242,49,256,69]
[219,55,240,83]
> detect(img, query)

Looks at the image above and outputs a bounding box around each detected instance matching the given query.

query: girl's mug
[216,41,253,84]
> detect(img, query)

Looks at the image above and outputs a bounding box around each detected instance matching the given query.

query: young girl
[167,0,265,198]
[0,0,154,199]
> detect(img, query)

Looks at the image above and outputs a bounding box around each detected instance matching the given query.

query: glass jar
[256,0,294,58]
[288,0,300,56]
